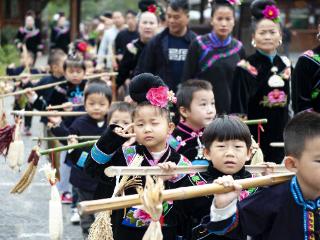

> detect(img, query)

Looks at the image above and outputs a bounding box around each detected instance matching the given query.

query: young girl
[231,0,291,163]
[170,79,216,165]
[182,0,245,114]
[84,73,191,240]
[174,115,255,240]
[49,80,112,238]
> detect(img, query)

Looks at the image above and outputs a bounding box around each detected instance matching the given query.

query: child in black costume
[49,81,112,238]
[174,115,256,240]
[205,111,320,240]
[169,79,216,165]
[84,73,191,240]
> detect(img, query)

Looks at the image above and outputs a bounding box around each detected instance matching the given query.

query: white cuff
[29,93,38,104]
[210,199,237,222]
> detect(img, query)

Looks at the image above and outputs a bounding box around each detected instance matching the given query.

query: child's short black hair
[48,49,66,66]
[177,79,213,109]
[63,56,86,71]
[202,115,252,150]
[284,111,320,159]
[168,0,189,13]
[84,80,112,104]
[107,101,134,124]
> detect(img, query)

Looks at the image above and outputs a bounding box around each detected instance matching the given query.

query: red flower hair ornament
[262,5,280,23]
[146,86,177,108]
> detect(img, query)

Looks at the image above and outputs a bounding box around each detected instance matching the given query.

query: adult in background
[292,22,320,114]
[50,12,70,54]
[116,11,159,99]
[231,0,292,164]
[97,11,126,68]
[182,0,245,114]
[15,10,43,64]
[138,0,196,92]
[114,10,139,63]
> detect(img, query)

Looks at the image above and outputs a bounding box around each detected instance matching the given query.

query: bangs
[203,115,252,149]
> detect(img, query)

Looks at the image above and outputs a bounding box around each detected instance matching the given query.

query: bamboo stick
[245,165,288,174]
[86,72,118,79]
[11,110,87,117]
[46,103,83,110]
[32,136,100,141]
[0,73,50,80]
[270,142,284,148]
[0,80,67,98]
[39,140,97,155]
[243,119,268,125]
[78,172,294,215]
[104,165,208,177]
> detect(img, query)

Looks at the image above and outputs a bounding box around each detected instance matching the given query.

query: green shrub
[0,26,18,46]
[0,45,20,75]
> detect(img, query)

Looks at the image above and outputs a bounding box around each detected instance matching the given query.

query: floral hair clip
[147,4,162,16]
[262,5,281,23]
[146,86,177,108]
[226,0,242,6]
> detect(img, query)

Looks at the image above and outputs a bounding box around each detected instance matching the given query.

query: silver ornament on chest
[268,66,285,88]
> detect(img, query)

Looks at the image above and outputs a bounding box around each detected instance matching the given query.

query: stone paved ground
[0,55,83,239]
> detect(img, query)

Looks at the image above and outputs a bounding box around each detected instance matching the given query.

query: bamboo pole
[104,165,208,177]
[39,140,97,156]
[86,72,118,79]
[0,73,50,80]
[32,136,100,141]
[243,119,268,125]
[0,80,67,98]
[46,103,83,110]
[245,165,288,173]
[11,110,87,117]
[270,142,284,148]
[78,172,294,215]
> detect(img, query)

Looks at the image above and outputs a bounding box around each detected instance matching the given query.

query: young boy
[174,115,255,240]
[204,111,320,240]
[49,81,112,238]
[169,79,216,165]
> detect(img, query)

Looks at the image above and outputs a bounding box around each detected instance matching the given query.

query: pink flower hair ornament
[262,5,281,23]
[146,86,177,108]
[226,0,242,6]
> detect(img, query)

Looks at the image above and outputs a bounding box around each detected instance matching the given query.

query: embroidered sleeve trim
[90,143,114,164]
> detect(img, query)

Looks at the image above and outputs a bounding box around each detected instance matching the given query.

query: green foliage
[0,45,20,75]
[0,26,18,46]
[81,0,140,20]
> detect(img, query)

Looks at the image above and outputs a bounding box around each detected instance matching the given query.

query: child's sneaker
[61,192,73,204]
[70,208,80,224]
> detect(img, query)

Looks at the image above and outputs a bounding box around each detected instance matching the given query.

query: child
[203,111,320,240]
[169,79,216,165]
[6,51,38,76]
[49,80,112,238]
[34,49,67,104]
[107,101,134,127]
[174,115,255,240]
[84,73,191,240]
[29,55,86,111]
[7,51,40,135]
